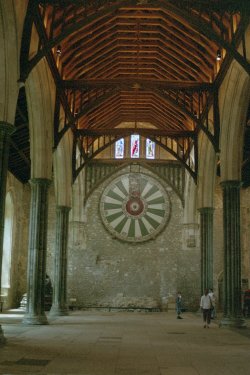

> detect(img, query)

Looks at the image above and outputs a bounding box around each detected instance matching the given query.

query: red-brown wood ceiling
[10,1,250,183]
[42,1,237,132]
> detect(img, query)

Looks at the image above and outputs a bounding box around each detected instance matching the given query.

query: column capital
[0,121,15,135]
[198,207,214,214]
[220,180,242,189]
[29,178,52,187]
[56,205,71,213]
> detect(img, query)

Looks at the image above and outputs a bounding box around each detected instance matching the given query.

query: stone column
[199,207,214,294]
[220,181,245,328]
[0,121,15,343]
[50,205,71,316]
[23,178,51,325]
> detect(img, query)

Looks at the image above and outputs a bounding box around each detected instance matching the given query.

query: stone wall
[44,173,250,313]
[8,168,250,314]
[3,175,56,309]
[4,173,30,308]
[66,165,201,311]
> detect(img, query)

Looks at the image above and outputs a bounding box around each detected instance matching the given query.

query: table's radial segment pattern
[100,173,170,242]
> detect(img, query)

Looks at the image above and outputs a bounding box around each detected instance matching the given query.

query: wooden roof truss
[14,0,250,183]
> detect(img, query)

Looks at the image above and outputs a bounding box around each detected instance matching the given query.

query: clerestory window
[115,136,155,159]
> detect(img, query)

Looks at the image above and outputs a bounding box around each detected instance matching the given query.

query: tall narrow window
[115,138,124,159]
[131,134,140,158]
[1,193,14,290]
[146,138,155,159]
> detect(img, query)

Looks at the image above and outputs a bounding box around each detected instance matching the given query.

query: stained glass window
[146,138,155,159]
[131,134,140,158]
[115,138,124,159]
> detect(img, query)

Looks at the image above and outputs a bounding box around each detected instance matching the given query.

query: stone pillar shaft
[23,178,51,325]
[220,180,245,327]
[199,207,214,294]
[0,121,15,344]
[50,205,71,316]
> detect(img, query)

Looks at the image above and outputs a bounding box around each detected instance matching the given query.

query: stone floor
[0,309,250,375]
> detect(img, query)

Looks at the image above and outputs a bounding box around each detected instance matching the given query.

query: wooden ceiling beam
[78,127,194,138]
[39,0,247,13]
[9,139,30,167]
[61,79,213,91]
[71,45,208,81]
[32,7,75,124]
[28,2,249,80]
[78,87,194,125]
[16,105,28,124]
[61,12,214,73]
[68,45,207,82]
[158,1,250,75]
[28,0,138,74]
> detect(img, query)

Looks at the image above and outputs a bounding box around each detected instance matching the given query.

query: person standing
[208,288,216,319]
[176,292,183,319]
[200,288,213,328]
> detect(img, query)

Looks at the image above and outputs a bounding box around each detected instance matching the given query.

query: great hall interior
[0,1,250,373]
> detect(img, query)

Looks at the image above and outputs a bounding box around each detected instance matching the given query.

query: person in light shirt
[200,288,213,328]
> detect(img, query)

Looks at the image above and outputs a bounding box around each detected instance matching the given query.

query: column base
[0,325,6,345]
[49,305,69,317]
[219,316,246,328]
[22,313,49,325]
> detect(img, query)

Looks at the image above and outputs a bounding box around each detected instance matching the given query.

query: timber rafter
[25,1,250,76]
[15,0,249,184]
[73,129,197,181]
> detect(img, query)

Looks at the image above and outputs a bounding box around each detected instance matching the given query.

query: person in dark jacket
[176,292,183,319]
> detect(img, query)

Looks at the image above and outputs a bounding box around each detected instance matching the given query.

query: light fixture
[216,49,221,61]
[56,45,62,56]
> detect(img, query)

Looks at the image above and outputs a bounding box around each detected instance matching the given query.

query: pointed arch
[53,107,73,207]
[183,170,198,225]
[25,58,56,179]
[0,0,22,123]
[197,108,217,208]
[219,61,250,181]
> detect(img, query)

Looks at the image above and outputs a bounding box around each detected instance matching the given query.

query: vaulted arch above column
[0,0,22,124]
[219,61,250,182]
[26,59,55,179]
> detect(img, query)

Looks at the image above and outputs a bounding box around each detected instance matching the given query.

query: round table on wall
[100,173,170,242]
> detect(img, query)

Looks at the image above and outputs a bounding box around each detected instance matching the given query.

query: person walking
[200,288,213,328]
[176,292,183,319]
